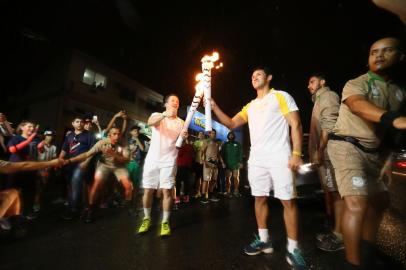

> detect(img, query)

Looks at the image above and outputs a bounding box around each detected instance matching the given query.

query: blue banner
[187,107,243,143]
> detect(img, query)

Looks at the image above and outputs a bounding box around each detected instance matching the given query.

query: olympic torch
[175,75,205,148]
[201,52,222,132]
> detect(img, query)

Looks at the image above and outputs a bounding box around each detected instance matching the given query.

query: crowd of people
[0,105,245,235]
[0,36,405,270]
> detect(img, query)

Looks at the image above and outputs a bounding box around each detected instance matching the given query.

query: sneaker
[137,218,151,234]
[233,192,242,198]
[33,204,41,213]
[244,235,274,255]
[316,231,335,242]
[286,248,307,270]
[223,192,232,198]
[209,196,220,202]
[25,212,38,220]
[317,234,344,252]
[175,196,181,204]
[0,218,11,230]
[200,198,210,204]
[160,221,171,236]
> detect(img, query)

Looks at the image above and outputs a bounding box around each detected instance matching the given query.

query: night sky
[2,0,405,131]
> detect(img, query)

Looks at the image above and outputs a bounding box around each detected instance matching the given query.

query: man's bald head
[368,37,405,74]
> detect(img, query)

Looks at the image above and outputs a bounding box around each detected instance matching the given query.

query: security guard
[307,73,343,252]
[327,37,406,269]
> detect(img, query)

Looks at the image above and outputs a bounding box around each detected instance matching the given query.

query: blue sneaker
[286,248,307,269]
[243,235,274,255]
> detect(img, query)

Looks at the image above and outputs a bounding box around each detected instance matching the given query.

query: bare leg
[88,173,104,205]
[362,192,389,243]
[226,176,232,193]
[233,174,240,193]
[342,195,368,265]
[162,189,172,212]
[118,176,133,201]
[143,189,155,209]
[255,196,269,229]
[0,189,21,217]
[332,192,344,234]
[280,199,299,240]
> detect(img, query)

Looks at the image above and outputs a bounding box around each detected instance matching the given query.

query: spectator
[0,158,61,236]
[0,113,14,159]
[192,131,205,198]
[59,117,95,220]
[65,127,132,223]
[200,129,224,204]
[127,125,145,212]
[222,131,243,198]
[7,121,40,220]
[175,135,195,205]
[34,130,58,213]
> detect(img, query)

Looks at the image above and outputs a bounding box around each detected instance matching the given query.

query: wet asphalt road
[0,190,404,270]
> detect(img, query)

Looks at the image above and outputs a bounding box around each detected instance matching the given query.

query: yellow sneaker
[137,218,151,234]
[160,221,171,236]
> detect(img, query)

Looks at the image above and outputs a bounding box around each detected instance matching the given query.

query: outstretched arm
[105,111,125,132]
[345,95,406,129]
[210,99,246,129]
[8,133,37,154]
[0,159,61,174]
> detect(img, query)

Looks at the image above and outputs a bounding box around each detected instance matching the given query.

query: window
[82,68,106,87]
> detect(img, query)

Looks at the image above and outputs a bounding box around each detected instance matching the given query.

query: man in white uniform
[210,67,307,269]
[137,94,186,236]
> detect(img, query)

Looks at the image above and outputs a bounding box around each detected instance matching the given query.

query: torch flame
[211,52,219,62]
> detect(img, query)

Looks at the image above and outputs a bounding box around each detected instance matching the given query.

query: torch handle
[203,67,212,131]
[175,91,203,148]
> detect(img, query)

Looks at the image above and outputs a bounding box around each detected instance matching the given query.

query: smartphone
[92,115,98,122]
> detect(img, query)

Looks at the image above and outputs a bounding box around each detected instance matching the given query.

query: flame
[211,52,219,62]
[195,52,222,92]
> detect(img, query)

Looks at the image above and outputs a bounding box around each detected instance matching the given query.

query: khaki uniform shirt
[202,139,221,165]
[87,138,130,169]
[308,87,340,161]
[333,72,405,148]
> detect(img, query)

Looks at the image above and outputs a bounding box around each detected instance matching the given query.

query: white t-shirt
[38,144,57,161]
[238,89,299,166]
[144,113,184,167]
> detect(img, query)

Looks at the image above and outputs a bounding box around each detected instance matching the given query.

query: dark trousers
[176,166,192,196]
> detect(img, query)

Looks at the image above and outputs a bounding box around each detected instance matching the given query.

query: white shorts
[142,162,177,190]
[248,164,296,200]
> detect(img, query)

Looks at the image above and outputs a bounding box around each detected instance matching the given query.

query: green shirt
[221,141,243,170]
[193,140,204,163]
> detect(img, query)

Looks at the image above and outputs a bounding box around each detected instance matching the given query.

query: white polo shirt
[144,113,184,167]
[238,89,299,167]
